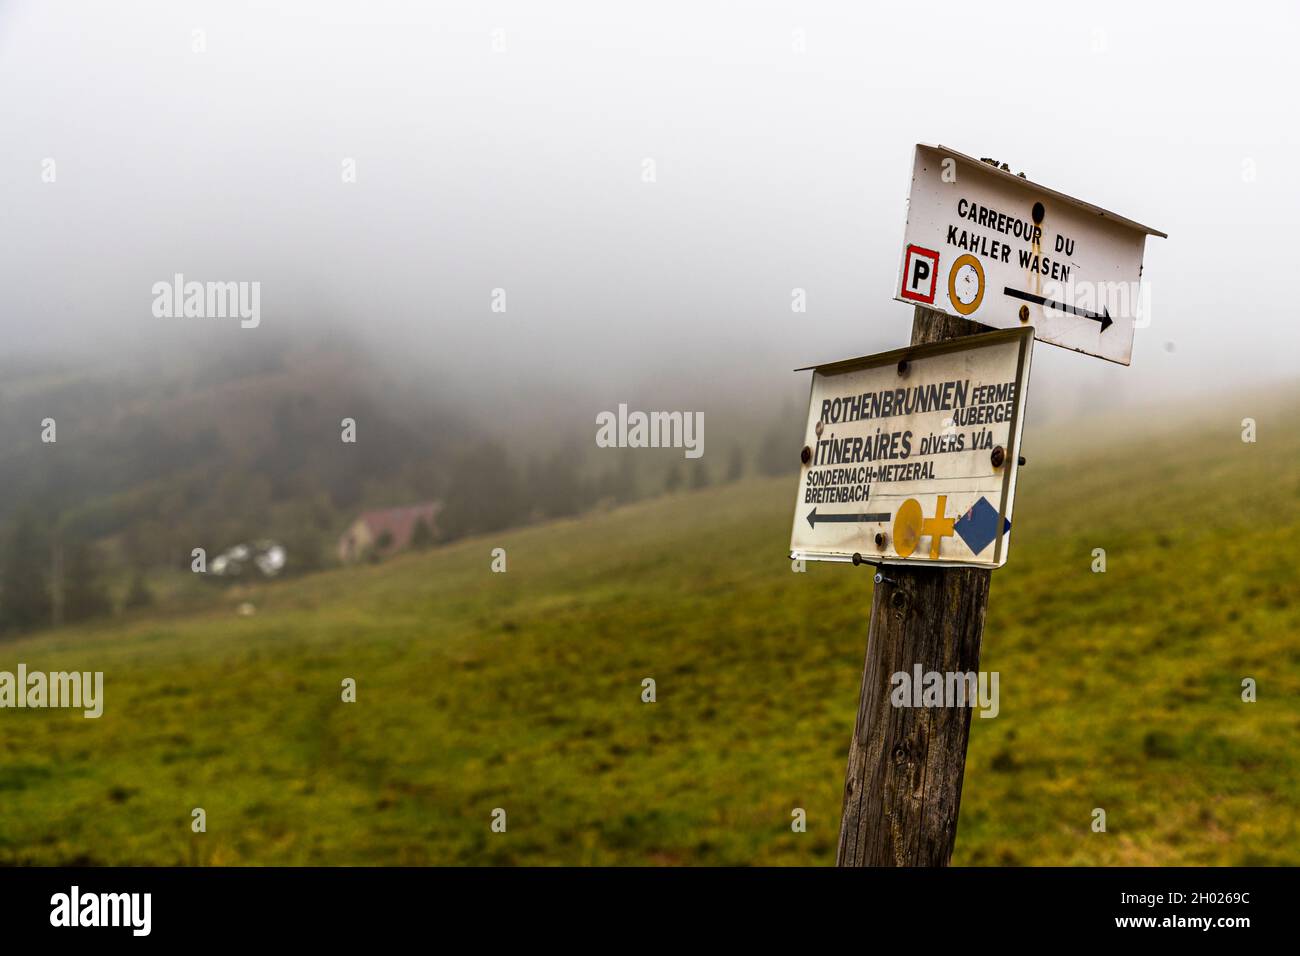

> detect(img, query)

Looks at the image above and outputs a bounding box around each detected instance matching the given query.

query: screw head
[814,420,824,438]
[852,553,863,566]
[991,445,1006,468]
[897,360,908,376]
[875,532,887,548]
[1018,304,1029,323]
[801,445,812,465]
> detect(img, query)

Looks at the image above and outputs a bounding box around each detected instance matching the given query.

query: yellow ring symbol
[948,254,985,316]
[893,498,923,558]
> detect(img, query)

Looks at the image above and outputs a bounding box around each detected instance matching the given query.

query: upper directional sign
[896,145,1166,365]
[790,327,1033,569]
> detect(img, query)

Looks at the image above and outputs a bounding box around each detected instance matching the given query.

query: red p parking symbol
[900,245,940,304]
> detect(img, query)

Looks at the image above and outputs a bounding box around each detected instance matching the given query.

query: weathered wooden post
[790,145,1163,868]
[835,307,991,867]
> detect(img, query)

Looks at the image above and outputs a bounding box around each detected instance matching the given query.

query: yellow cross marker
[921,495,955,559]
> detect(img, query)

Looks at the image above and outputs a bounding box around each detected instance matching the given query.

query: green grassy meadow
[2,391,1298,865]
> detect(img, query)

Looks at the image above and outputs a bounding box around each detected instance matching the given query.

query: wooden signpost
[790,148,1165,866]
[837,307,998,867]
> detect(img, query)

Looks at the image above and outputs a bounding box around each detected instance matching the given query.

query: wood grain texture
[835,306,995,867]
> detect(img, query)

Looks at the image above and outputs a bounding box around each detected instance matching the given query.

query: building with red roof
[337,502,441,563]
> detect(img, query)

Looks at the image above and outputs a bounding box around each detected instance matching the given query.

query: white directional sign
[790,327,1033,569]
[896,145,1165,365]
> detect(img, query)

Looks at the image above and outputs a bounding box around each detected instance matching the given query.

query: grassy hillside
[1,390,1297,865]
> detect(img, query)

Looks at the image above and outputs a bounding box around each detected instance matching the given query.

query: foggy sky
[2,0,1296,419]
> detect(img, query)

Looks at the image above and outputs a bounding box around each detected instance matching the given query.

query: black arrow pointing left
[806,507,890,529]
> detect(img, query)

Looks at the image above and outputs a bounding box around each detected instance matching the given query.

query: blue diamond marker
[953,496,1010,555]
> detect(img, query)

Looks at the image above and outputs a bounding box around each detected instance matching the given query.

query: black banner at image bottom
[0,866,1284,942]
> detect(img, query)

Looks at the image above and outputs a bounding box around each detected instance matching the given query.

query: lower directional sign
[790,327,1034,569]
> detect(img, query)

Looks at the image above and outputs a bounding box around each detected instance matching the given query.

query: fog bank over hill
[2,0,1297,431]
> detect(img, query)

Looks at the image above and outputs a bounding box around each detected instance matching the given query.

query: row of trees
[436,420,797,542]
[0,417,801,637]
[0,508,153,637]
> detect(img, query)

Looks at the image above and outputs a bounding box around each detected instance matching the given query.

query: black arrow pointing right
[1003,287,1113,332]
